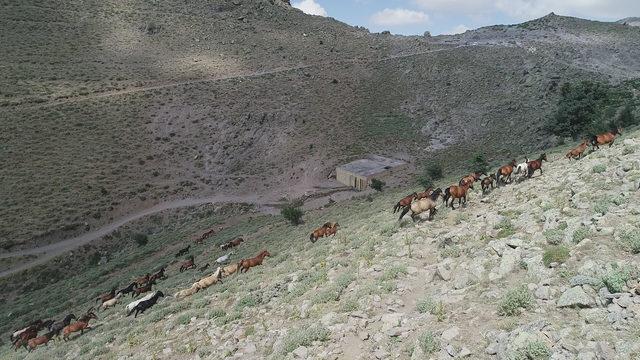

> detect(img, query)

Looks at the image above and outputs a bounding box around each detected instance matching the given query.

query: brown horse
[179,255,196,272]
[310,223,331,242]
[527,153,547,178]
[398,188,442,221]
[393,193,417,213]
[95,287,116,305]
[149,267,166,282]
[12,326,38,351]
[481,174,496,194]
[134,273,150,287]
[415,187,434,200]
[443,181,473,209]
[27,331,54,352]
[591,128,621,149]
[566,140,589,160]
[132,280,155,298]
[221,237,244,250]
[193,227,218,244]
[239,250,271,273]
[495,160,517,186]
[62,311,98,341]
[459,171,485,187]
[324,223,339,237]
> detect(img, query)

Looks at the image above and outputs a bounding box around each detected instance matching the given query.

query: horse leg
[398,206,410,221]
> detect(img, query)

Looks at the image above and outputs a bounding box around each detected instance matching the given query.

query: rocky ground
[3,131,638,360]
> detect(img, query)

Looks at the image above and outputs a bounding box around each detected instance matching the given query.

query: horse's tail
[392,202,399,213]
[495,169,501,187]
[443,188,451,205]
[590,135,598,146]
[309,233,315,243]
[398,206,411,221]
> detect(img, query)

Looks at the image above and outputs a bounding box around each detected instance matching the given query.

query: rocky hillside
[2,129,639,359]
[2,0,640,250]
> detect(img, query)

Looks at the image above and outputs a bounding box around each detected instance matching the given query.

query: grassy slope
[1,129,639,358]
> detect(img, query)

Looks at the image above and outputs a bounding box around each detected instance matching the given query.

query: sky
[291,0,640,35]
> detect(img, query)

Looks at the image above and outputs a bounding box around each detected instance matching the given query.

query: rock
[293,346,308,358]
[445,344,457,357]
[557,287,596,308]
[163,347,172,354]
[380,313,403,331]
[535,285,551,300]
[570,275,602,287]
[243,342,257,353]
[436,263,452,281]
[458,347,472,357]
[577,351,597,360]
[490,247,521,280]
[358,331,370,341]
[506,238,524,248]
[614,295,633,308]
[595,342,615,360]
[441,327,459,342]
[485,342,498,355]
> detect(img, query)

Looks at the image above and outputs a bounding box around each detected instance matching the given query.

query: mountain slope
[1,1,640,256]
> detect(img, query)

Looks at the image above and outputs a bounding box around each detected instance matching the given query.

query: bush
[592,164,607,173]
[593,202,609,215]
[602,267,632,293]
[418,331,438,355]
[620,228,640,253]
[498,286,533,316]
[511,341,551,360]
[281,205,303,225]
[418,163,443,187]
[132,232,148,246]
[494,218,516,238]
[572,226,590,244]
[370,178,385,191]
[542,245,569,267]
[281,325,330,354]
[472,153,490,174]
[543,228,565,245]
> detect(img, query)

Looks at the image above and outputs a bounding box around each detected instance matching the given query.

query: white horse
[514,158,529,181]
[100,293,122,311]
[215,252,233,264]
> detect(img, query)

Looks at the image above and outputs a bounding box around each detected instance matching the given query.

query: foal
[481,174,496,194]
[393,193,417,213]
[415,187,434,200]
[566,140,589,160]
[527,153,547,178]
[444,181,473,209]
[458,172,485,187]
[239,250,271,273]
[591,128,621,149]
[495,159,517,186]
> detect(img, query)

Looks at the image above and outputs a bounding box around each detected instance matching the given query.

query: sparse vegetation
[132,233,148,247]
[370,178,385,191]
[417,331,438,355]
[542,245,570,267]
[572,226,590,243]
[602,266,633,293]
[281,325,330,354]
[495,218,516,238]
[281,205,304,225]
[498,286,533,316]
[592,164,607,173]
[620,228,640,253]
[511,341,551,360]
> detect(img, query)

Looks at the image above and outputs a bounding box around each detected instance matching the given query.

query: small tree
[133,233,148,247]
[417,163,442,188]
[472,153,489,174]
[281,205,303,225]
[370,178,385,191]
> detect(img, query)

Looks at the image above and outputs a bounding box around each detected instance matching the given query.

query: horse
[393,193,417,213]
[309,224,328,243]
[513,158,529,181]
[443,181,473,209]
[125,292,158,315]
[415,187,434,200]
[193,228,217,244]
[62,311,97,341]
[134,273,150,287]
[591,128,621,149]
[221,237,244,250]
[127,291,165,318]
[566,140,589,160]
[149,267,166,282]
[27,331,54,352]
[12,327,38,351]
[216,252,233,264]
[221,262,240,277]
[100,293,122,311]
[116,282,138,297]
[95,287,116,305]
[193,267,224,289]
[459,172,485,187]
[10,320,43,343]
[239,250,270,273]
[198,263,211,272]
[495,159,517,186]
[175,245,191,258]
[49,314,76,338]
[324,223,339,237]
[481,174,496,194]
[179,255,196,272]
[132,280,155,298]
[398,188,442,221]
[527,153,547,178]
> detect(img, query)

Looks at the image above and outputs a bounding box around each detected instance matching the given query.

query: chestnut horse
[221,237,244,250]
[134,273,150,287]
[443,181,473,209]
[239,250,271,273]
[591,128,621,149]
[12,326,38,351]
[27,331,54,352]
[415,187,434,200]
[566,140,589,160]
[527,153,547,178]
[495,160,517,186]
[393,193,417,213]
[179,255,196,272]
[95,287,116,305]
[132,280,155,298]
[310,224,328,243]
[62,311,98,341]
[458,172,485,187]
[324,222,339,237]
[149,267,166,282]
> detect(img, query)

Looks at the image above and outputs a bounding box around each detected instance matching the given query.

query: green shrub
[511,341,551,360]
[498,286,533,316]
[620,228,640,253]
[543,228,565,245]
[235,294,260,311]
[472,153,490,174]
[572,226,590,244]
[281,325,330,354]
[602,267,632,293]
[281,205,303,225]
[593,202,609,215]
[417,163,443,187]
[592,164,607,173]
[416,297,435,314]
[382,265,408,281]
[542,245,569,267]
[370,178,385,191]
[418,331,438,355]
[132,232,148,246]
[494,218,516,238]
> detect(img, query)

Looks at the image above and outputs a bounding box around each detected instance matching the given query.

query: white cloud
[292,0,327,17]
[413,0,493,14]
[443,24,470,34]
[370,8,430,26]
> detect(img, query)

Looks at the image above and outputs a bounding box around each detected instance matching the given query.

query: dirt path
[5,44,480,110]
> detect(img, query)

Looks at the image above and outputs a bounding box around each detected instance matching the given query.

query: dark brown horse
[12,326,38,351]
[132,280,155,298]
[149,267,166,282]
[134,273,150,287]
[527,153,547,178]
[495,160,517,186]
[221,237,244,250]
[443,181,473,209]
[459,171,485,187]
[324,222,339,237]
[62,310,97,341]
[415,187,434,200]
[179,255,196,272]
[95,287,116,305]
[481,174,496,194]
[239,250,271,273]
[393,193,417,213]
[591,128,621,149]
[566,139,589,160]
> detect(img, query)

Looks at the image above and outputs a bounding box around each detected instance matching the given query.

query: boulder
[557,287,596,308]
